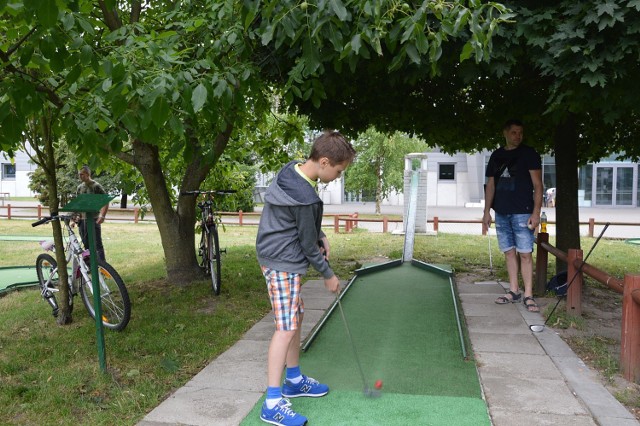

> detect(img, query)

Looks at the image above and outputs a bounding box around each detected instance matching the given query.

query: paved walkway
[137,276,639,426]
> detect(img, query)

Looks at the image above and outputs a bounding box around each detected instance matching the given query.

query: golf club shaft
[544,222,610,324]
[336,296,369,388]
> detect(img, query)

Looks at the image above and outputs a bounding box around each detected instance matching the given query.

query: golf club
[530,222,610,333]
[335,295,381,398]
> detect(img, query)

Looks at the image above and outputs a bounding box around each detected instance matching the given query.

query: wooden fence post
[535,232,549,295]
[588,218,595,238]
[134,207,139,224]
[621,274,640,382]
[433,216,439,232]
[566,248,583,316]
[383,216,388,233]
[239,210,243,226]
[334,215,339,234]
[37,204,42,219]
[7,204,11,219]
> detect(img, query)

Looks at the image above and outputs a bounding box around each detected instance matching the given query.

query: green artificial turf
[241,263,489,425]
[0,266,39,293]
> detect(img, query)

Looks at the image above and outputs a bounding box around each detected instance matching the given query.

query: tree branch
[98,0,123,31]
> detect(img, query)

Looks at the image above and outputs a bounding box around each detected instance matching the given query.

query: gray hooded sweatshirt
[256,161,335,279]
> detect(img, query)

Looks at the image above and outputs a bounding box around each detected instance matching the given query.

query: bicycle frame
[40,216,93,292]
[34,214,132,330]
[181,189,235,295]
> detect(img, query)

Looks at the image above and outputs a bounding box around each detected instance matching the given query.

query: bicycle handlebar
[32,216,53,227]
[31,214,75,227]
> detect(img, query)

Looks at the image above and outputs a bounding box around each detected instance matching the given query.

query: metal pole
[86,211,107,373]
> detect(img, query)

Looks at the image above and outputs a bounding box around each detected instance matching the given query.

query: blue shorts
[494,213,535,254]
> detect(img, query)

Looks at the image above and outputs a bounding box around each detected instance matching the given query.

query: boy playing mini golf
[256,131,356,426]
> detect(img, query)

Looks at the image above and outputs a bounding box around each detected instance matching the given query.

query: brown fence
[535,232,640,382]
[2,204,639,238]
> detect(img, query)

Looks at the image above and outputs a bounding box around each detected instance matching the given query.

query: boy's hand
[324,275,340,293]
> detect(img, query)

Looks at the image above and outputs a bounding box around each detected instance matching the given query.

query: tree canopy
[1,0,513,283]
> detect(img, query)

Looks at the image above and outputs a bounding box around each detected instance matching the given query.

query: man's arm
[529,169,543,228]
[482,177,495,232]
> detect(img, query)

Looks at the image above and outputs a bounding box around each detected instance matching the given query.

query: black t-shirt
[485,144,541,214]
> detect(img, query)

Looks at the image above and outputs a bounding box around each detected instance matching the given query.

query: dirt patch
[458,270,640,420]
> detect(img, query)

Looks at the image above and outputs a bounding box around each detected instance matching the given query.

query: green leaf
[459,41,473,62]
[192,83,207,112]
[405,44,420,65]
[80,45,92,66]
[151,97,170,127]
[35,0,58,28]
[350,34,362,55]
[330,0,348,21]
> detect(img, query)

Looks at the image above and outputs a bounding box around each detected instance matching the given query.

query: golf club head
[530,324,545,333]
[363,385,382,398]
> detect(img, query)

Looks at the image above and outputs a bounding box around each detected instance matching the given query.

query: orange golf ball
[374,380,383,390]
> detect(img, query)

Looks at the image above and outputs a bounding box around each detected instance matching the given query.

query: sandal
[523,296,540,312]
[495,290,522,304]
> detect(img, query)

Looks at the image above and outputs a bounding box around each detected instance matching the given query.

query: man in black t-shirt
[483,119,544,312]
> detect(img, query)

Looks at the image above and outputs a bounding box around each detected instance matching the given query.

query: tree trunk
[120,191,128,208]
[553,114,581,274]
[40,114,73,325]
[130,140,203,284]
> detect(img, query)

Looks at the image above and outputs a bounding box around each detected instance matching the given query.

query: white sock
[265,398,281,409]
[287,375,302,384]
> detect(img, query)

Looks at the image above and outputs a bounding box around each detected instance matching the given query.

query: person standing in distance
[483,119,543,312]
[256,131,356,426]
[77,165,109,261]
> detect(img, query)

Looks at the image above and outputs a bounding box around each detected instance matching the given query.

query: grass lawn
[0,218,637,425]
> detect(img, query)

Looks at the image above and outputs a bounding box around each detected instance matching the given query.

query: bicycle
[181,190,235,295]
[32,214,131,331]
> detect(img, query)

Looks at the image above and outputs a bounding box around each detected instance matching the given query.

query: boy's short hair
[80,165,91,175]
[308,131,356,165]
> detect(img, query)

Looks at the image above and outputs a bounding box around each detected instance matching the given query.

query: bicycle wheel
[207,225,222,295]
[197,227,208,270]
[35,253,73,316]
[79,260,131,331]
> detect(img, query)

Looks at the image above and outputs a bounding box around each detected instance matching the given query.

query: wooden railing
[535,232,640,382]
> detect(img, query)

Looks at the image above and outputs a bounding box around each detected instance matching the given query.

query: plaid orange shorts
[261,266,304,331]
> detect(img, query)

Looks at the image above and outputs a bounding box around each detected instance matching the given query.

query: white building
[0,147,37,197]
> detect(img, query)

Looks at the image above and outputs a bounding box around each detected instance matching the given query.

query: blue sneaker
[260,398,307,426]
[282,375,329,398]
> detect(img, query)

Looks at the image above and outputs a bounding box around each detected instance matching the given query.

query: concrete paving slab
[475,352,562,380]
[490,410,597,426]
[241,317,273,341]
[461,301,526,317]
[457,282,506,294]
[459,293,512,305]
[480,376,589,415]
[140,388,262,426]
[466,315,531,334]
[553,356,637,422]
[469,332,546,355]
[533,328,584,358]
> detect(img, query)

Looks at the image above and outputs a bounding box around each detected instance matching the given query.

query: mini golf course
[0,266,39,294]
[240,261,489,426]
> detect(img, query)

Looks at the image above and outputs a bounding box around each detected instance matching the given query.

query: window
[438,164,455,181]
[1,163,15,180]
